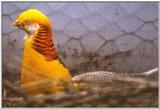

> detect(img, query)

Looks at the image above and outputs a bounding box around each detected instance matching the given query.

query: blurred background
[2,2,158,78]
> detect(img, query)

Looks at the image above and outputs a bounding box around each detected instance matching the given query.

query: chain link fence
[2,2,158,76]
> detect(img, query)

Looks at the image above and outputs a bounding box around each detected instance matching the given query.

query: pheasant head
[12,9,57,61]
[12,9,51,34]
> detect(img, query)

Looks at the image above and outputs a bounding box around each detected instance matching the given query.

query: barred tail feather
[139,67,158,76]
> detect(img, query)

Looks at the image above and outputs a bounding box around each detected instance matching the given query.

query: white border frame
[0,1,159,108]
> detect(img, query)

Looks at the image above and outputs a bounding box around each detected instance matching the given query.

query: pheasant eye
[24,19,31,25]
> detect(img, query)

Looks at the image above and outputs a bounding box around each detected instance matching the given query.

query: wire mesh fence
[2,2,158,74]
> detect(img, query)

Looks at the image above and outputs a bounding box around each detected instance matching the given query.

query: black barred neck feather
[32,24,57,61]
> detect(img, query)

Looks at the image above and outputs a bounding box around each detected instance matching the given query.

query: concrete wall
[2,2,158,75]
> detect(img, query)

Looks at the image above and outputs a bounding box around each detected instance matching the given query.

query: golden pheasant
[12,9,75,95]
[12,9,158,96]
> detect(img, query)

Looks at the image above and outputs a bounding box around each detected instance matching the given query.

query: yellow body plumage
[21,37,73,95]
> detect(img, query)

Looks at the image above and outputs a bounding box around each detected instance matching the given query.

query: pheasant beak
[12,20,19,26]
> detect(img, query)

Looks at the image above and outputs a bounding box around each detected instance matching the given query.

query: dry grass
[2,59,158,107]
[3,75,158,107]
